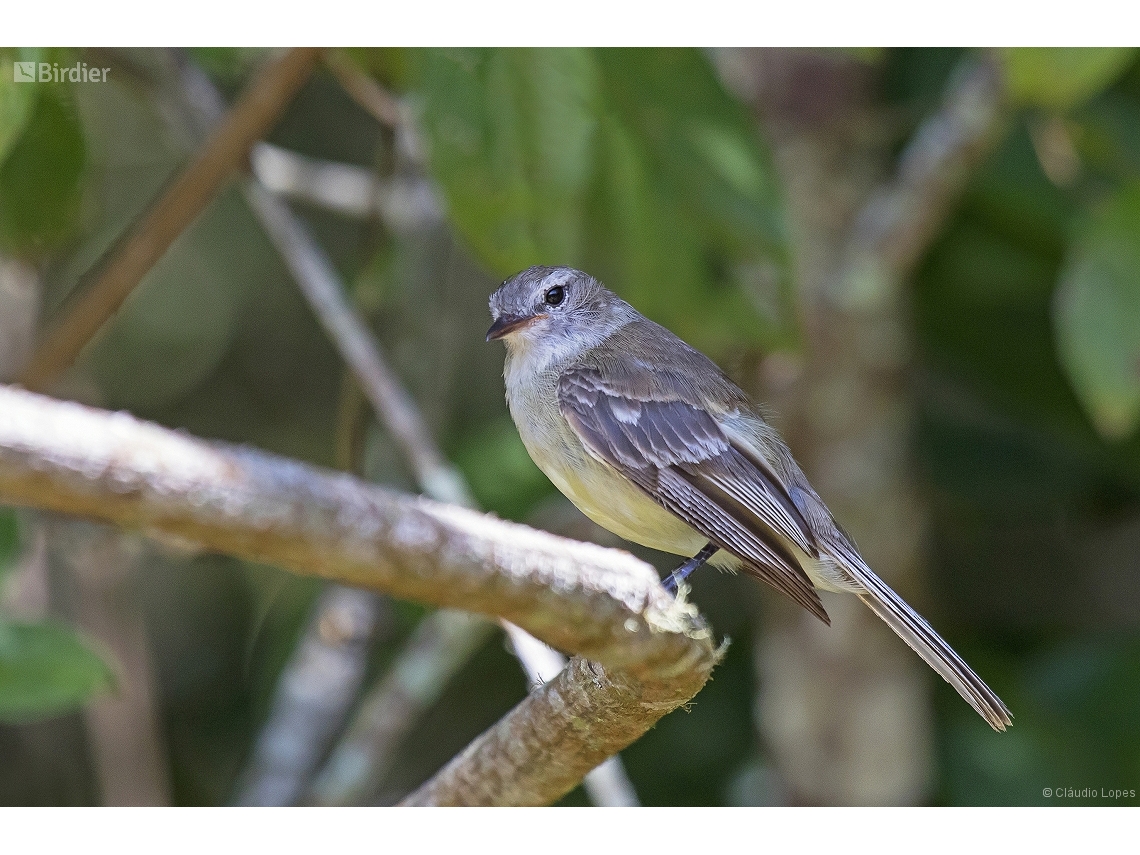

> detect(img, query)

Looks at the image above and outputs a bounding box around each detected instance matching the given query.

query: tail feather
[834,550,1012,731]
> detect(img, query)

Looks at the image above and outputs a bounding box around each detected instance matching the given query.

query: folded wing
[558,365,830,623]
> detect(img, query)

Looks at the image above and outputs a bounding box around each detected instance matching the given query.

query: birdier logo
[12,61,109,83]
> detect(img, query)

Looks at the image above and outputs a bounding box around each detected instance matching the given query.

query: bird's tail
[827,546,1012,732]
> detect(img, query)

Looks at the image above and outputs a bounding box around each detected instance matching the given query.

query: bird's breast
[503,358,703,556]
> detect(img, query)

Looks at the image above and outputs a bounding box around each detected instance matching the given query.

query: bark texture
[0,384,720,805]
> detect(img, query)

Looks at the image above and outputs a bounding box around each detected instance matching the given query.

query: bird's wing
[558,364,830,623]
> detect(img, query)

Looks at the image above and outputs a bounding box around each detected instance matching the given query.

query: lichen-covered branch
[403,657,677,806]
[0,385,719,804]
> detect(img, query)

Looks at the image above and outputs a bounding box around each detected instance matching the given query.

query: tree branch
[249,142,442,230]
[167,51,634,806]
[323,51,404,130]
[232,584,387,806]
[308,608,496,804]
[242,63,638,805]
[402,657,669,806]
[832,55,1009,307]
[0,385,719,805]
[18,47,322,391]
[242,181,472,509]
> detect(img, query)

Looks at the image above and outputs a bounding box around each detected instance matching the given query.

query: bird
[486,265,1012,732]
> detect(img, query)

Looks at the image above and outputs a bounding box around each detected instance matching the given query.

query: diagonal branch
[832,55,1009,306]
[240,60,637,805]
[0,384,719,805]
[323,51,403,130]
[18,47,321,391]
[169,51,634,806]
[403,657,668,806]
[242,181,472,508]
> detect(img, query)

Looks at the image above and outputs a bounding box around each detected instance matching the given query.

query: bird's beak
[486,313,544,342]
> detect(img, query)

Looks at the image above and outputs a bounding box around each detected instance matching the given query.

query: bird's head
[486,266,618,350]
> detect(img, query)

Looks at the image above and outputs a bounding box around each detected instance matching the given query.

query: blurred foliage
[907,48,1140,805]
[0,620,114,723]
[408,47,792,353]
[0,508,19,579]
[1054,183,1140,440]
[0,509,115,726]
[999,48,1138,111]
[0,62,86,255]
[0,46,1139,806]
[0,50,43,164]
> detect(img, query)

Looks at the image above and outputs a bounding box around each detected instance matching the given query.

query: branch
[250,143,442,231]
[308,608,496,804]
[0,385,719,805]
[403,657,666,806]
[242,181,472,509]
[323,51,404,130]
[0,257,39,382]
[833,56,1009,306]
[18,47,322,391]
[232,585,387,806]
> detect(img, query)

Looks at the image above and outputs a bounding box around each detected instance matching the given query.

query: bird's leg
[663,542,719,594]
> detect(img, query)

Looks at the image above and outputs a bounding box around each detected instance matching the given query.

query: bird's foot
[663,542,719,595]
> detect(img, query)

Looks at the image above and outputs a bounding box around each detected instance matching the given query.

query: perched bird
[487,265,1012,731]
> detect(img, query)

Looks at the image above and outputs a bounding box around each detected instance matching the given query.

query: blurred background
[1,46,1139,806]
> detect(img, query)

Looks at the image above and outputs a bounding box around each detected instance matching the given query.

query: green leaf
[0,619,115,723]
[1000,48,1138,112]
[0,82,86,256]
[1053,183,1140,439]
[0,49,44,166]
[409,47,792,354]
[0,508,21,582]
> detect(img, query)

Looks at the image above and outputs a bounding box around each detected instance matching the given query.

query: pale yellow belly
[505,355,706,558]
[529,432,706,557]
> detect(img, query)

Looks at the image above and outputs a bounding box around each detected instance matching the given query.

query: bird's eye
[544,285,565,307]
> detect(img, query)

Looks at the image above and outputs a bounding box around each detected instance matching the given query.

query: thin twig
[323,51,404,130]
[0,257,39,382]
[242,181,473,509]
[18,47,322,391]
[0,384,719,805]
[250,142,442,230]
